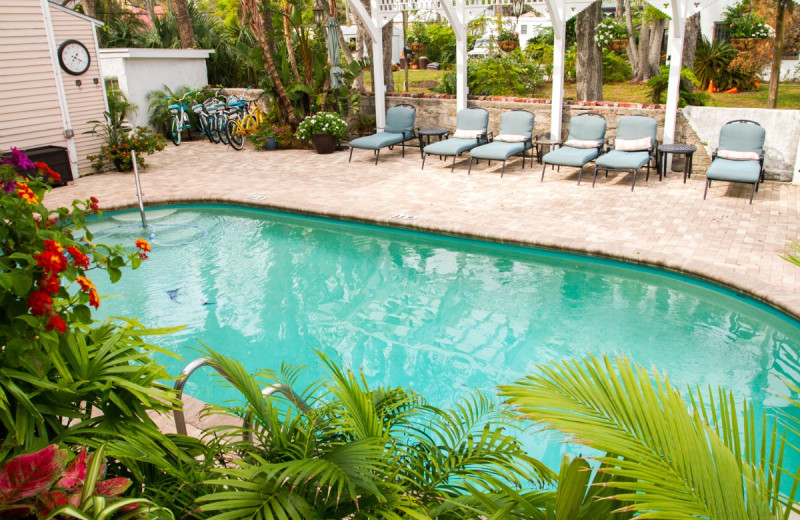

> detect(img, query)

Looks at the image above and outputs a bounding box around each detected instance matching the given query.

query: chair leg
[631,170,637,191]
[501,160,506,178]
[557,165,561,172]
[578,165,584,185]
[750,182,756,204]
[375,149,380,165]
[703,178,710,199]
[451,155,457,172]
[401,141,405,158]
[541,163,547,182]
[488,160,492,166]
[468,157,473,175]
[349,147,354,163]
[421,153,427,170]
[592,167,600,187]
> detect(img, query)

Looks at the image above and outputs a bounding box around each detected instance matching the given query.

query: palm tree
[501,354,800,519]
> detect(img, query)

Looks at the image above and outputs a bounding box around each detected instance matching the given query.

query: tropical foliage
[647,66,709,106]
[501,354,800,519]
[694,37,738,90]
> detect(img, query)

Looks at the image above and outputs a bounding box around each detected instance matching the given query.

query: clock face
[58,39,91,76]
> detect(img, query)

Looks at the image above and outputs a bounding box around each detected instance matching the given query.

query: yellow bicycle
[226,97,266,151]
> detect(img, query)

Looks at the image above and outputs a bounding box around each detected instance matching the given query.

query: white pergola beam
[347,0,388,129]
[438,0,468,111]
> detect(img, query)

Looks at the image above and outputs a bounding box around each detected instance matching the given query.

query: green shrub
[422,23,456,65]
[646,66,709,106]
[467,53,545,96]
[603,51,633,82]
[694,37,736,90]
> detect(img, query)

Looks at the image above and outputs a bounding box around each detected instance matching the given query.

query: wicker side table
[658,143,697,183]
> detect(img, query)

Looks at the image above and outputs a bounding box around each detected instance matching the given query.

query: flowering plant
[295,112,347,142]
[497,27,518,42]
[724,6,774,39]
[406,23,430,44]
[86,115,166,172]
[594,18,628,47]
[247,122,297,149]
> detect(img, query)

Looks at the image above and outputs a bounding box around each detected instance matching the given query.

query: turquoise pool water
[89,205,800,468]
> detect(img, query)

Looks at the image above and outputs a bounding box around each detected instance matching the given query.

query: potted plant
[407,23,430,53]
[248,122,296,151]
[723,3,774,51]
[85,115,166,172]
[497,27,519,52]
[594,18,629,51]
[295,112,346,154]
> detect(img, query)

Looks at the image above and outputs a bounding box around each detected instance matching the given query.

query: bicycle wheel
[170,116,181,146]
[208,116,221,143]
[242,115,258,135]
[227,119,244,150]
[202,116,215,143]
[217,114,230,145]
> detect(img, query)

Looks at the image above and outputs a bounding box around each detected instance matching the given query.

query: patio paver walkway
[44,141,800,320]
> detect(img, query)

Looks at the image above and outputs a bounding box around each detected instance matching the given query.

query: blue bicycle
[166,91,195,146]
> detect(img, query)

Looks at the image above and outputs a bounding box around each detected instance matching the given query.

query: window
[713,21,730,43]
[520,24,527,34]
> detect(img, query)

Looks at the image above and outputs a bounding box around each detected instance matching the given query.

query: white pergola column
[543,0,566,140]
[661,0,689,147]
[438,0,468,111]
[346,0,387,129]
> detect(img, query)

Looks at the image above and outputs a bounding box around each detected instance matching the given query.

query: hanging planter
[609,39,629,52]
[408,42,427,53]
[498,39,519,52]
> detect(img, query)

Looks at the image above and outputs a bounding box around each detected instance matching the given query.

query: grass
[363,68,800,108]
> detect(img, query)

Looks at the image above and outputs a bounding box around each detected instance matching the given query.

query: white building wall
[99,49,213,129]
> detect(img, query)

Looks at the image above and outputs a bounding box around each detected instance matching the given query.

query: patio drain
[246,195,266,200]
[392,214,416,220]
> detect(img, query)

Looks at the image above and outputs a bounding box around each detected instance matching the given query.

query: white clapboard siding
[0,1,66,156]
[50,4,106,175]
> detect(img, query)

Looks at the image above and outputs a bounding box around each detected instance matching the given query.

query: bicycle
[166,91,195,146]
[225,93,267,151]
[192,97,225,144]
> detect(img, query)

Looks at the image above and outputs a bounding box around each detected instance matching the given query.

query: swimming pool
[89,204,800,466]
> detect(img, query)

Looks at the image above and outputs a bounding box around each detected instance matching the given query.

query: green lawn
[363,69,800,109]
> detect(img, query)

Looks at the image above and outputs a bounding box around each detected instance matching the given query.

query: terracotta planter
[731,37,758,51]
[609,38,629,51]
[498,39,519,52]
[311,133,337,154]
[408,42,427,53]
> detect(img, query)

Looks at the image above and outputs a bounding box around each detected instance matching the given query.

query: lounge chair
[703,119,765,204]
[348,104,416,164]
[421,108,489,172]
[541,113,606,183]
[593,115,658,191]
[467,110,534,177]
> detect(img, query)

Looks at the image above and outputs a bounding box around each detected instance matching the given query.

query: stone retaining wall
[359,93,721,179]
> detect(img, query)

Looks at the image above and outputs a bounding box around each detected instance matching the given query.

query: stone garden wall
[361,92,792,180]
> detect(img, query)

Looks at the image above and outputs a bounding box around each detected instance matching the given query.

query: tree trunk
[170,0,196,49]
[616,0,624,18]
[645,17,665,78]
[681,12,700,72]
[82,0,97,19]
[768,0,788,108]
[576,1,603,101]
[144,0,157,26]
[625,0,641,78]
[241,0,297,124]
[382,21,395,93]
[282,3,303,84]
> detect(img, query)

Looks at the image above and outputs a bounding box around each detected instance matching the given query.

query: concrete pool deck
[45,140,800,321]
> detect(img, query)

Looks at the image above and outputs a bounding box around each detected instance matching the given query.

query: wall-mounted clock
[57,39,91,76]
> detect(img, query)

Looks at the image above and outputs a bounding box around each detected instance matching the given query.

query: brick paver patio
[44,140,800,322]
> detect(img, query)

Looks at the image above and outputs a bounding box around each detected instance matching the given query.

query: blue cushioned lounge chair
[593,115,658,191]
[541,112,606,183]
[704,119,765,204]
[349,104,416,164]
[467,110,534,177]
[422,108,489,172]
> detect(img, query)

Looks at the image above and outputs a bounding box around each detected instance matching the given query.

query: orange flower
[76,276,95,292]
[135,239,151,252]
[15,182,38,205]
[88,289,100,309]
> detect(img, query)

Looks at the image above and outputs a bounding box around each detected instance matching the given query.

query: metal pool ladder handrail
[173,357,310,436]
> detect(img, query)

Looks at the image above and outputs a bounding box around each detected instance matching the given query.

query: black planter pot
[311,134,337,154]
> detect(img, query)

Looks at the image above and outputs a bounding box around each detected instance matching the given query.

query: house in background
[0,0,108,180]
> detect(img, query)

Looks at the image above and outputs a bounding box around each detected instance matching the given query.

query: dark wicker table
[658,143,697,182]
[417,127,450,159]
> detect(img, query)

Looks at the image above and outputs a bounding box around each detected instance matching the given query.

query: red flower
[35,250,68,274]
[67,246,90,269]
[39,274,60,295]
[28,290,53,316]
[15,182,38,205]
[135,238,151,252]
[88,289,100,309]
[34,162,61,182]
[46,314,67,333]
[43,240,62,253]
[89,196,99,211]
